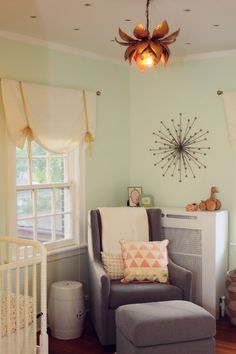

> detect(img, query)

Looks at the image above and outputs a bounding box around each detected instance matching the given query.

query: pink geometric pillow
[120,239,169,283]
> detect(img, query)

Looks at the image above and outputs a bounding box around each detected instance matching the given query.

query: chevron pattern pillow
[120,239,169,283]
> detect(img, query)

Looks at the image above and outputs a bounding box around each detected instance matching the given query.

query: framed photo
[140,194,153,207]
[128,186,142,207]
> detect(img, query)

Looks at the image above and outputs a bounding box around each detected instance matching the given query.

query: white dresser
[159,207,228,319]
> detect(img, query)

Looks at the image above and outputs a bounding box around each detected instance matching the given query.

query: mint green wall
[129,56,236,268]
[0,35,236,281]
[0,37,130,289]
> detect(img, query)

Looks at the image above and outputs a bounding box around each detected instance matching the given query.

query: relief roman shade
[223,91,236,152]
[1,79,96,153]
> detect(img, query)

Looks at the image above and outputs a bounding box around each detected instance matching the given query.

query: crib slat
[0,242,2,348]
[24,247,29,354]
[7,268,12,353]
[0,240,3,265]
[15,243,20,354]
[16,258,20,354]
[0,263,2,352]
[32,247,37,354]
[7,242,12,263]
[40,250,48,354]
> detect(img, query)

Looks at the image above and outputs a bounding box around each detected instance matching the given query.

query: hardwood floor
[216,318,236,354]
[48,317,115,354]
[49,316,236,354]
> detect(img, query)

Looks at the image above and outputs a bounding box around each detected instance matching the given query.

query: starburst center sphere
[150,114,210,182]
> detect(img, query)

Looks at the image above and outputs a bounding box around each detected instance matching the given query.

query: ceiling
[0,0,235,63]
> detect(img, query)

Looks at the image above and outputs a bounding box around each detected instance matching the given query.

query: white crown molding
[0,29,236,65]
[172,49,236,63]
[0,30,123,66]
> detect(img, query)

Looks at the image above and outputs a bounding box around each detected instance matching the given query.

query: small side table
[48,281,85,339]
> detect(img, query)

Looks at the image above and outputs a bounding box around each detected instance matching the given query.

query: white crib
[0,236,48,354]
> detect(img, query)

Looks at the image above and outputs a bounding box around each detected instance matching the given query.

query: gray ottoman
[116,301,216,354]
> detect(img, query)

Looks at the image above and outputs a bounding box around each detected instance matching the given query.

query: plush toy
[185,186,221,212]
[203,186,221,211]
[185,203,198,212]
[198,201,207,211]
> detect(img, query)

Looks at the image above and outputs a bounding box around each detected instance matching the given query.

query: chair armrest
[168,258,192,301]
[89,260,110,303]
[88,260,110,344]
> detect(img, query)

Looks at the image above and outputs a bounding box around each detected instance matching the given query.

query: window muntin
[16,141,72,244]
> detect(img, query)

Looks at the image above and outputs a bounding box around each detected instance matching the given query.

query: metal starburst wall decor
[150,114,210,182]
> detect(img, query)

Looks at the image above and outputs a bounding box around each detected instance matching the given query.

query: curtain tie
[19,81,34,158]
[83,90,94,155]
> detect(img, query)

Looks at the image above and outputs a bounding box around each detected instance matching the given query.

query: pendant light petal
[128,50,136,65]
[153,53,162,66]
[149,41,162,56]
[128,51,136,65]
[160,43,170,65]
[118,28,137,43]
[160,43,170,55]
[152,20,169,39]
[124,44,138,61]
[162,29,180,44]
[135,61,145,72]
[135,40,149,54]
[133,23,149,39]
[161,51,169,66]
[115,38,134,46]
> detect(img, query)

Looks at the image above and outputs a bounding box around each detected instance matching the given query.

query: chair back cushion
[99,207,149,255]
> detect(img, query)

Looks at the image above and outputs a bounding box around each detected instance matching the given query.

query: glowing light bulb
[146,56,154,66]
[134,47,160,71]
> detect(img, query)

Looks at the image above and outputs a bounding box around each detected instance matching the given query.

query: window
[15,141,80,250]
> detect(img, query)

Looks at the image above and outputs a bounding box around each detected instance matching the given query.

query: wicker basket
[226,270,236,325]
[227,270,236,283]
[228,286,236,301]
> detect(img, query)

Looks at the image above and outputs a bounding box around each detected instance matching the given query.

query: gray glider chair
[88,208,192,345]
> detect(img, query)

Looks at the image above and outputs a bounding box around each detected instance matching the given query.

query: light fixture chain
[146,0,151,33]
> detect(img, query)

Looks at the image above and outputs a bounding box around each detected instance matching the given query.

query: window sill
[47,243,87,262]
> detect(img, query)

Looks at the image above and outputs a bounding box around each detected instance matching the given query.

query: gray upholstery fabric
[110,281,183,309]
[116,301,216,347]
[168,258,192,301]
[116,329,215,354]
[88,208,193,345]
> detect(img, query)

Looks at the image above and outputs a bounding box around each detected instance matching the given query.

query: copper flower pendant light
[115,0,180,71]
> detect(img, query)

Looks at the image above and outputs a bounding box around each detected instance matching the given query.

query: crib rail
[0,236,48,354]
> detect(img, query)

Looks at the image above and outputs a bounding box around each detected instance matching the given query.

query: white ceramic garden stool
[48,281,85,340]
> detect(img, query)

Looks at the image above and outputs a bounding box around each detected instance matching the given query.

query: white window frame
[6,139,86,254]
[16,182,72,241]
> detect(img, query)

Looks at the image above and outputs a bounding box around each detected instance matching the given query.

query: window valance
[223,91,236,152]
[1,79,96,153]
